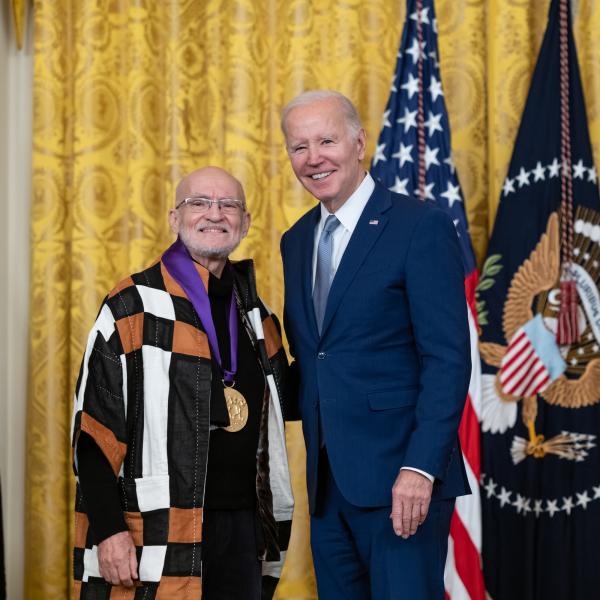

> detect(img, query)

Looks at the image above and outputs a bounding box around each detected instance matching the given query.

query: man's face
[284,98,366,212]
[169,170,250,261]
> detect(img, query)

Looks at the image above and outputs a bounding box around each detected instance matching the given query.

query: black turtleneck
[77,264,264,544]
[204,266,264,509]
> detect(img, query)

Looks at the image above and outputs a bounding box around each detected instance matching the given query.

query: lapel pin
[369,219,379,225]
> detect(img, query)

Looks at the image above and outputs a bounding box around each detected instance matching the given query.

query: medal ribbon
[162,237,238,383]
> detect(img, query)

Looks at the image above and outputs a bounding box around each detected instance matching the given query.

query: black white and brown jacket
[71,257,294,599]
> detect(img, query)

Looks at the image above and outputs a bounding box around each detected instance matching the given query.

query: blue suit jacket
[281,183,471,513]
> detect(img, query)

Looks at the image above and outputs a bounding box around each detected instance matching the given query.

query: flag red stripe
[450,511,486,599]
[500,339,532,377]
[501,330,527,359]
[500,346,533,385]
[529,372,551,397]
[463,274,480,480]
[503,350,538,394]
[505,329,526,347]
[448,269,485,600]
[458,393,480,479]
[501,349,535,391]
[513,362,547,397]
[464,270,478,308]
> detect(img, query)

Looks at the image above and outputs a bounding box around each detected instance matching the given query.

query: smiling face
[283,97,366,212]
[169,167,250,270]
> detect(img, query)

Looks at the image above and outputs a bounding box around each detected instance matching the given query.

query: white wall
[0,4,33,599]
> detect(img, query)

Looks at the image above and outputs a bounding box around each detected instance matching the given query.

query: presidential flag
[477,0,600,597]
[370,1,484,598]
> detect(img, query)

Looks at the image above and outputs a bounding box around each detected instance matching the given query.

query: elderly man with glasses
[71,166,294,599]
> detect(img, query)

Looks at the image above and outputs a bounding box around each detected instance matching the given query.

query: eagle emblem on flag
[480,210,600,464]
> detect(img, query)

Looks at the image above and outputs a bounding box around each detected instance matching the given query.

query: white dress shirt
[311,173,375,286]
[312,172,434,484]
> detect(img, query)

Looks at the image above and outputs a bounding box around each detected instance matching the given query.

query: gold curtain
[27,0,600,598]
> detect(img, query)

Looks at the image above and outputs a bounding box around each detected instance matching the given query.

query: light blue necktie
[313,214,341,334]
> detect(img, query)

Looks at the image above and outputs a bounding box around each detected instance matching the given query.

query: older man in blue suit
[279,90,471,599]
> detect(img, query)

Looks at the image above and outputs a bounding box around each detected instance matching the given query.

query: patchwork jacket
[71,257,294,599]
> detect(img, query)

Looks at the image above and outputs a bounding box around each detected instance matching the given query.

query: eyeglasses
[176,197,245,214]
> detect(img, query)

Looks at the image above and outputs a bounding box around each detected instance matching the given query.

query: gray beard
[181,238,241,261]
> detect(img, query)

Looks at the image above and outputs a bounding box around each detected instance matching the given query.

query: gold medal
[223,385,248,432]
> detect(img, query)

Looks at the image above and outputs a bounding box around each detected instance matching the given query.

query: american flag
[370,1,485,599]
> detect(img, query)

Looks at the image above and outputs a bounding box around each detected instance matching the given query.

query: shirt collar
[319,172,375,234]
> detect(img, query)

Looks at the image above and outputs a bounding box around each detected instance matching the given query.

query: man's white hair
[280,90,363,141]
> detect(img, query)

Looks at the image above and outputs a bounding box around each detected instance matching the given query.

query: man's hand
[390,469,434,539]
[97,531,138,587]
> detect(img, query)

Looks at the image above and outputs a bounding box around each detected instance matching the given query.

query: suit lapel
[320,187,392,338]
[297,205,320,340]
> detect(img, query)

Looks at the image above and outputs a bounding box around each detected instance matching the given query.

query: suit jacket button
[317,352,326,359]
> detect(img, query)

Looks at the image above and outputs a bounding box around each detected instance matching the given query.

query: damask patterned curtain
[27,1,600,598]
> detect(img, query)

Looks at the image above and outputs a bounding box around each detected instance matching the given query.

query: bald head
[175,166,246,208]
[169,165,251,276]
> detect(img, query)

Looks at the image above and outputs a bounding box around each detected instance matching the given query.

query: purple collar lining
[162,238,238,383]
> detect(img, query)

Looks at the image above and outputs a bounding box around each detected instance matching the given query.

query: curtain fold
[27,1,600,598]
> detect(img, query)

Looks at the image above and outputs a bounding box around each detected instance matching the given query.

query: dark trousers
[311,450,454,600]
[202,508,262,600]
